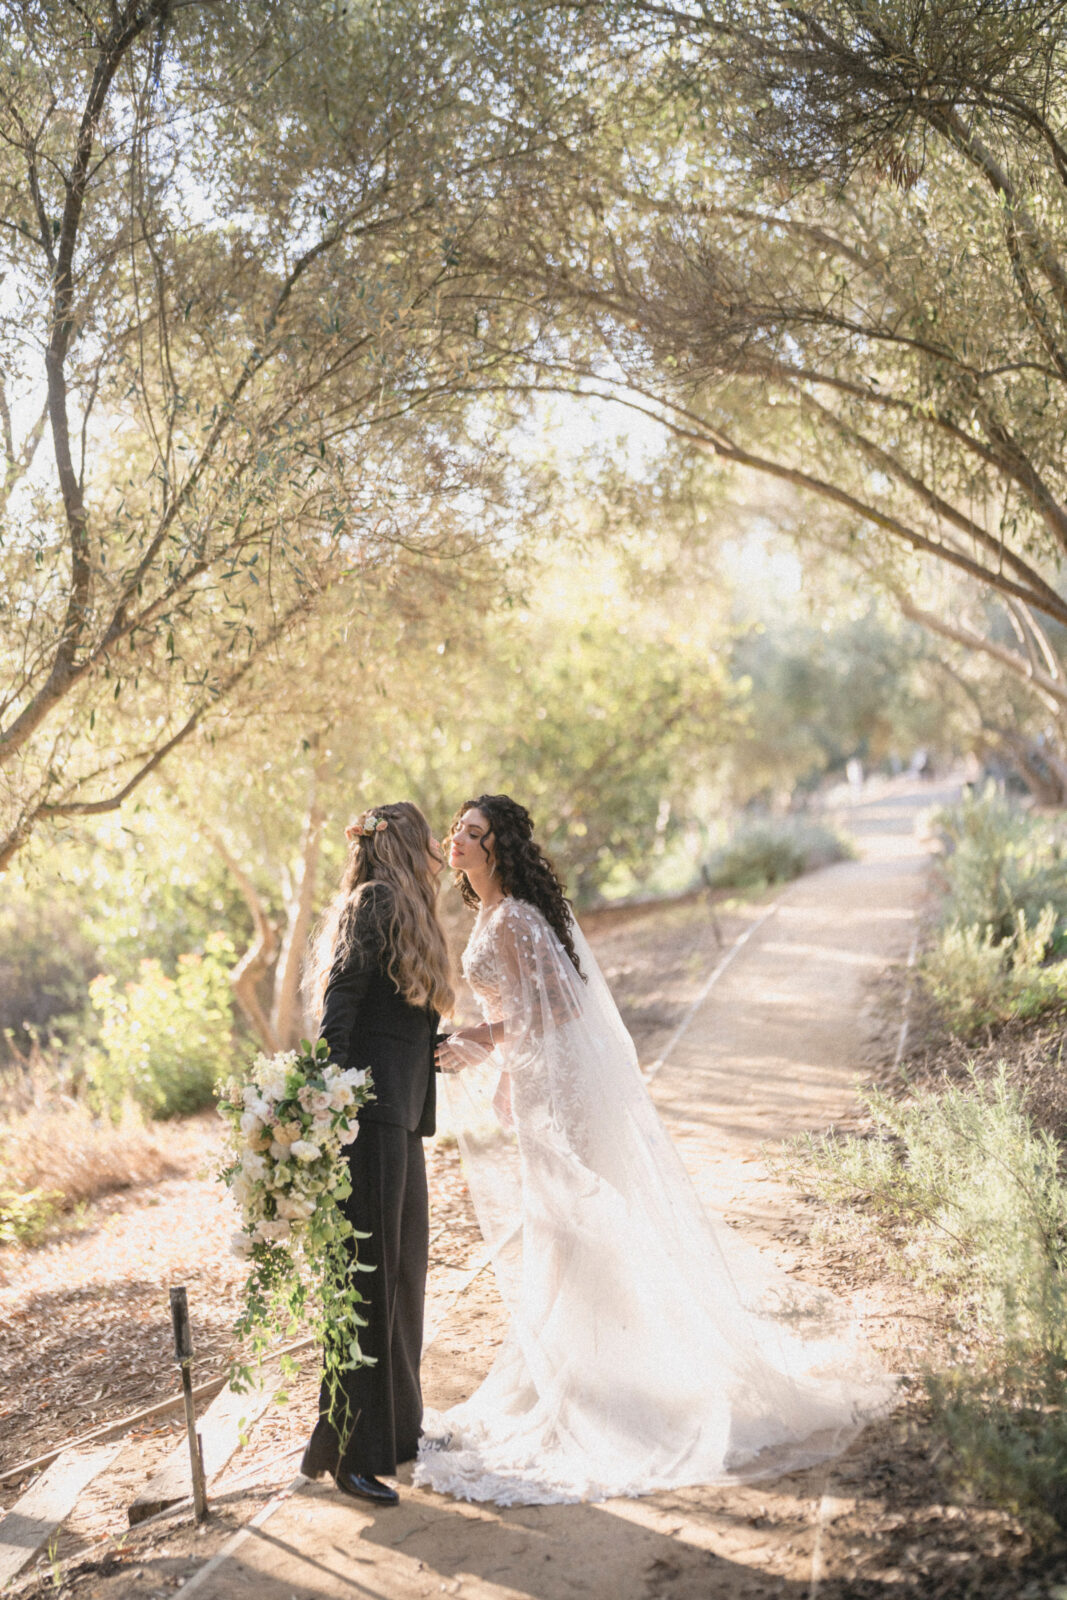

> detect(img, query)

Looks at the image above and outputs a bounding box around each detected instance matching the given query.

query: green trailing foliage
[86,933,246,1119]
[704,817,853,890]
[789,1070,1067,1535]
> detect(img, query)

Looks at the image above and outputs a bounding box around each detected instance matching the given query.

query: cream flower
[254,1218,292,1244]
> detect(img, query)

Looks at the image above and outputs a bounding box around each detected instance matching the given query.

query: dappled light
[1,1,1066,1594]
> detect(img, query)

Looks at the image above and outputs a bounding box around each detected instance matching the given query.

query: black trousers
[305,1122,428,1476]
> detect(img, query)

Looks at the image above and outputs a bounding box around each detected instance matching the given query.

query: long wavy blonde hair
[305,800,454,1024]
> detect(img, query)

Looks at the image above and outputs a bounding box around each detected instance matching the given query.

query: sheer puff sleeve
[488,899,583,1076]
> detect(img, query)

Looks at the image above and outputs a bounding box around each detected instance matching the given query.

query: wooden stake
[169,1287,208,1523]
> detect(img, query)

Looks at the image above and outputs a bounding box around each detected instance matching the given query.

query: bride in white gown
[414,794,894,1507]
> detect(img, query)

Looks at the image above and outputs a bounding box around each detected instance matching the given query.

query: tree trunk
[998,729,1067,808]
[271,753,328,1050]
[180,804,281,1054]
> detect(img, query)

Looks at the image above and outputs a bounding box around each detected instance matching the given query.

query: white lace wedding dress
[413,898,894,1506]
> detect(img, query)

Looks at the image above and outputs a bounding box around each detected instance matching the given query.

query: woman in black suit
[299,800,453,1506]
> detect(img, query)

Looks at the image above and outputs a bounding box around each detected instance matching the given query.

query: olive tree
[455,0,1067,790]
[0,0,575,868]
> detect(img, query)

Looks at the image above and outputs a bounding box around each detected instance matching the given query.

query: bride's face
[449,808,493,876]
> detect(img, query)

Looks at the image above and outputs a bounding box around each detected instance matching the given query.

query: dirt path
[654,781,938,1241]
[171,781,955,1600]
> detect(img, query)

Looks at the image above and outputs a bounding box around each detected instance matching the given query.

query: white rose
[239,1111,262,1138]
[254,1218,292,1244]
[259,1066,288,1100]
[338,1123,359,1146]
[230,1231,253,1258]
[277,1195,314,1220]
[342,1068,367,1090]
[328,1085,353,1110]
[269,1141,290,1162]
[231,1172,252,1206]
[244,1152,267,1181]
[290,1139,321,1163]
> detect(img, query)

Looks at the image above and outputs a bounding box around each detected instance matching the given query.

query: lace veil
[419,897,895,1505]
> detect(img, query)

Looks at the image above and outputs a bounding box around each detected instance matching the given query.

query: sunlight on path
[652,780,951,1234]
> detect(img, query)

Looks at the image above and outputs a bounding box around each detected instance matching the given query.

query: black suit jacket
[319,884,438,1138]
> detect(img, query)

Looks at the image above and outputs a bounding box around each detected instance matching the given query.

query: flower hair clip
[345,812,389,842]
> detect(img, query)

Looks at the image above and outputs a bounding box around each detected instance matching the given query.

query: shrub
[86,932,244,1118]
[705,818,853,890]
[788,1070,1067,1534]
[0,1185,63,1247]
[933,784,1067,950]
[922,906,1067,1036]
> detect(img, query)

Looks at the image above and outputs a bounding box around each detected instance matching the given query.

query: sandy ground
[6,780,1064,1597]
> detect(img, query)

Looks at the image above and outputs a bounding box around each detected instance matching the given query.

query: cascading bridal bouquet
[217,1038,374,1405]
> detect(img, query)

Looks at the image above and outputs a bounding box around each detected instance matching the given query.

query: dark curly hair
[450,794,585,979]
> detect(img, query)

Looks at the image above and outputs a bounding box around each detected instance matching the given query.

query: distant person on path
[300,801,451,1506]
[419,793,894,1506]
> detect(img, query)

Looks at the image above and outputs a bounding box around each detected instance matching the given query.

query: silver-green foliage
[923,906,1067,1036]
[705,818,853,890]
[922,786,1067,1034]
[934,785,1067,947]
[794,1071,1067,1532]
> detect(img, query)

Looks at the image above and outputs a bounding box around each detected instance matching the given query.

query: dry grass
[0,1045,181,1238]
[906,1007,1067,1144]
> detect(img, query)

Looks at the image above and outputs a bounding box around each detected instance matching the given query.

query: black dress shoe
[334,1469,399,1506]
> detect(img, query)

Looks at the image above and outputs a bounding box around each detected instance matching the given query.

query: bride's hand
[435,1026,490,1073]
[435,1034,465,1073]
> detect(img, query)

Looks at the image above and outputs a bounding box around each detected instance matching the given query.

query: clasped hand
[435,1023,495,1073]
